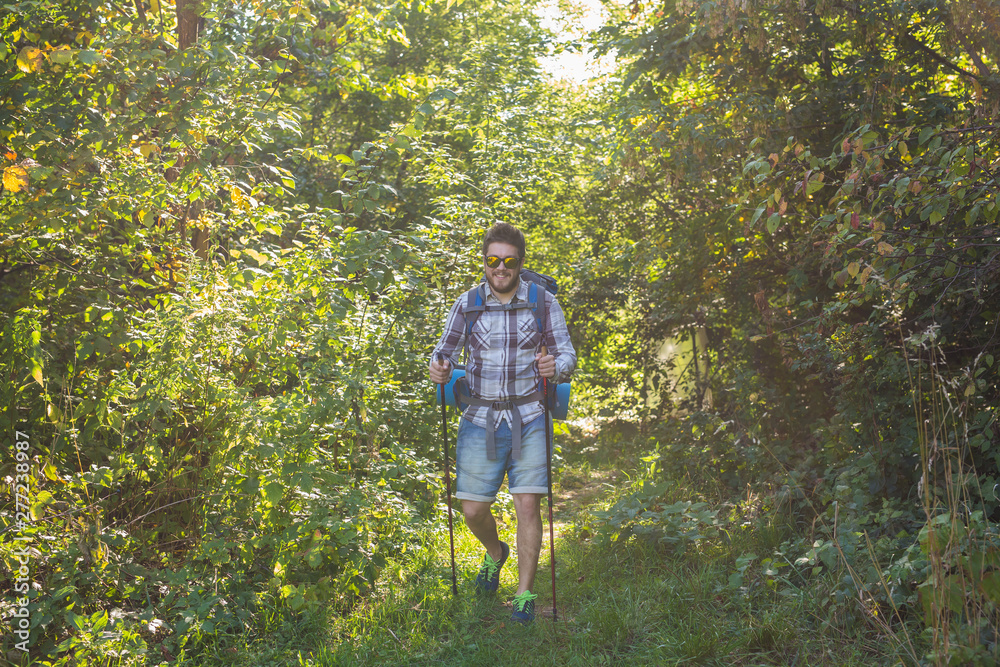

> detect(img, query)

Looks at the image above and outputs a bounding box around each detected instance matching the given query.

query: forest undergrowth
[194,421,909,667]
[3,1,998,665]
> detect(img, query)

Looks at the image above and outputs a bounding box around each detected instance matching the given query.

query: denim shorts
[455,414,549,502]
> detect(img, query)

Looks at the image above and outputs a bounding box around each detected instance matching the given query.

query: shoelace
[480,553,500,577]
[512,590,537,611]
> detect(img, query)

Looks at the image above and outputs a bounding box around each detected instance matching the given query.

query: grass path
[207,431,904,666]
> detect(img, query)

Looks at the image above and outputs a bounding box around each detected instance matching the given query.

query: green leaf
[30,491,55,520]
[77,49,104,65]
[263,481,283,505]
[428,88,457,102]
[765,213,781,234]
[983,571,1000,604]
[91,610,109,632]
[49,48,76,65]
[67,610,86,632]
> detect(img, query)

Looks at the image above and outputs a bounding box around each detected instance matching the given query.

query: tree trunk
[690,326,702,410]
[176,0,200,50]
[171,0,209,259]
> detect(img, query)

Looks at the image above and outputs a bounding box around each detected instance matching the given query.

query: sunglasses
[485,255,522,269]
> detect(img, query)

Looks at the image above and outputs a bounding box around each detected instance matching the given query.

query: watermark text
[11,429,32,652]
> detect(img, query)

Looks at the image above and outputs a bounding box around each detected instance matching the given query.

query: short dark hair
[482,223,526,258]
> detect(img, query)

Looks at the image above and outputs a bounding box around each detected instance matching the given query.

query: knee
[512,493,541,515]
[462,501,492,524]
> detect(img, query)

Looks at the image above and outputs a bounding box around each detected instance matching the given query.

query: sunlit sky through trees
[537,0,616,83]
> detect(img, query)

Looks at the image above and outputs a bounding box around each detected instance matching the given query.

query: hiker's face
[484,241,521,296]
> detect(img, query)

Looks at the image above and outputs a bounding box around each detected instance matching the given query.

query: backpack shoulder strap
[464,285,486,337]
[529,281,548,347]
[463,285,486,360]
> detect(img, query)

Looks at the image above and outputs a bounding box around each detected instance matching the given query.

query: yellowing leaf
[4,150,17,161]
[30,360,44,386]
[244,248,269,265]
[3,165,29,192]
[137,143,159,158]
[43,461,63,482]
[230,186,249,210]
[16,46,44,73]
[847,261,860,278]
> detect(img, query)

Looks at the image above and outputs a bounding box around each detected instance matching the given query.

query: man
[430,222,576,623]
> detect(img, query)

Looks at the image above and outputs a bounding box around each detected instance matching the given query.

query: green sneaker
[511,590,537,623]
[474,541,509,594]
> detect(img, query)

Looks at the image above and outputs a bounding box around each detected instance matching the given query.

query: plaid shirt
[433,277,576,430]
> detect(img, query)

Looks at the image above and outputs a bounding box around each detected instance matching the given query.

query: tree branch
[900,31,981,81]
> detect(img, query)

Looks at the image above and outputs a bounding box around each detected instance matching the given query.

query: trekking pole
[438,360,459,597]
[542,370,558,622]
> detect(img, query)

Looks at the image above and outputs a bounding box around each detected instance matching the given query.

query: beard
[485,269,519,296]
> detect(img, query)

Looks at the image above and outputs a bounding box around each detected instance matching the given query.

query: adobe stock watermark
[11,429,33,653]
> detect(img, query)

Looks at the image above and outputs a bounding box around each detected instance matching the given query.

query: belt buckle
[491,400,512,411]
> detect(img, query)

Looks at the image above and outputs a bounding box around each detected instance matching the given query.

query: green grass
[189,455,910,667]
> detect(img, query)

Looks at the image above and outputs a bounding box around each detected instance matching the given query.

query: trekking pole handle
[434,353,465,374]
[539,346,552,408]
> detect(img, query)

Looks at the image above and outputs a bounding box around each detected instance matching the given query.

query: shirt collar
[484,276,528,303]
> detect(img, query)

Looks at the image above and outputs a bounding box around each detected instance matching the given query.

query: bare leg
[512,493,542,595]
[462,500,503,561]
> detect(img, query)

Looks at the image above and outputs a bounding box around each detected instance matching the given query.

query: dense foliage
[2,0,998,663]
[573,0,1000,662]
[0,0,561,661]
